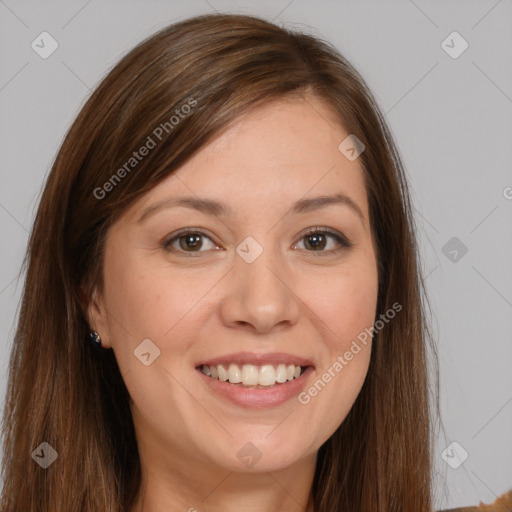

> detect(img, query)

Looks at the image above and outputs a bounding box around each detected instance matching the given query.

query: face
[87,95,379,477]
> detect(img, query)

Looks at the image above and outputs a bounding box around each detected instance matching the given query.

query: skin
[86,94,379,512]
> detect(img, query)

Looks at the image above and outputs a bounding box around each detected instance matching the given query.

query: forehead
[128,95,369,223]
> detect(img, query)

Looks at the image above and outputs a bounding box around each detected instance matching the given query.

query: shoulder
[437,488,512,512]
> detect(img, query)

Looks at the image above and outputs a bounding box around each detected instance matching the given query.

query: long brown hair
[0,13,440,511]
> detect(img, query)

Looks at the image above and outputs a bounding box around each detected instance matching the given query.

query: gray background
[1,0,511,509]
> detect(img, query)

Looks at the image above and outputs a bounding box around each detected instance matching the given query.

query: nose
[219,245,301,334]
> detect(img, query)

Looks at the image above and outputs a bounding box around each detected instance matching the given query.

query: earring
[88,330,103,349]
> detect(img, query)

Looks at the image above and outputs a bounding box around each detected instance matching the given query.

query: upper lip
[196,352,315,368]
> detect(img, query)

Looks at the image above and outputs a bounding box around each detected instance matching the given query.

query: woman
[0,11,502,512]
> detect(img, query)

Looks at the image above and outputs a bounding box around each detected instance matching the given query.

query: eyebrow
[137,192,365,224]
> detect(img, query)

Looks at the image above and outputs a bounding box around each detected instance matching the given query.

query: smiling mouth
[197,363,309,388]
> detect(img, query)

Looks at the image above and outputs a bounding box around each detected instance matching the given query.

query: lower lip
[196,366,314,409]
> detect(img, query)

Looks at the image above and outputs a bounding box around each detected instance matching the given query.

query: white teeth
[217,365,229,381]
[242,365,259,386]
[200,363,306,387]
[258,365,276,386]
[227,363,242,384]
[276,364,288,383]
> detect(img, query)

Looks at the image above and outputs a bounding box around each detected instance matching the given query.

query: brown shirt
[438,488,512,512]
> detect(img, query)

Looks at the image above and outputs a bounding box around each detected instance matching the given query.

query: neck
[131,452,316,512]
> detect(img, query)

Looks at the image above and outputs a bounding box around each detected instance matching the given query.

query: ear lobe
[80,283,112,349]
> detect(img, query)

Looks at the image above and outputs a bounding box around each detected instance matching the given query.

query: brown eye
[178,233,203,251]
[304,232,328,251]
[295,228,351,254]
[163,230,218,254]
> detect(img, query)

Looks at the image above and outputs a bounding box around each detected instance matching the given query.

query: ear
[80,283,112,349]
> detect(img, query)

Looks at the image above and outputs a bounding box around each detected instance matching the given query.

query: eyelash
[162,227,352,257]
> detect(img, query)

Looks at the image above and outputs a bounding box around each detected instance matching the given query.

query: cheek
[296,260,377,439]
[305,258,379,350]
[103,249,215,348]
